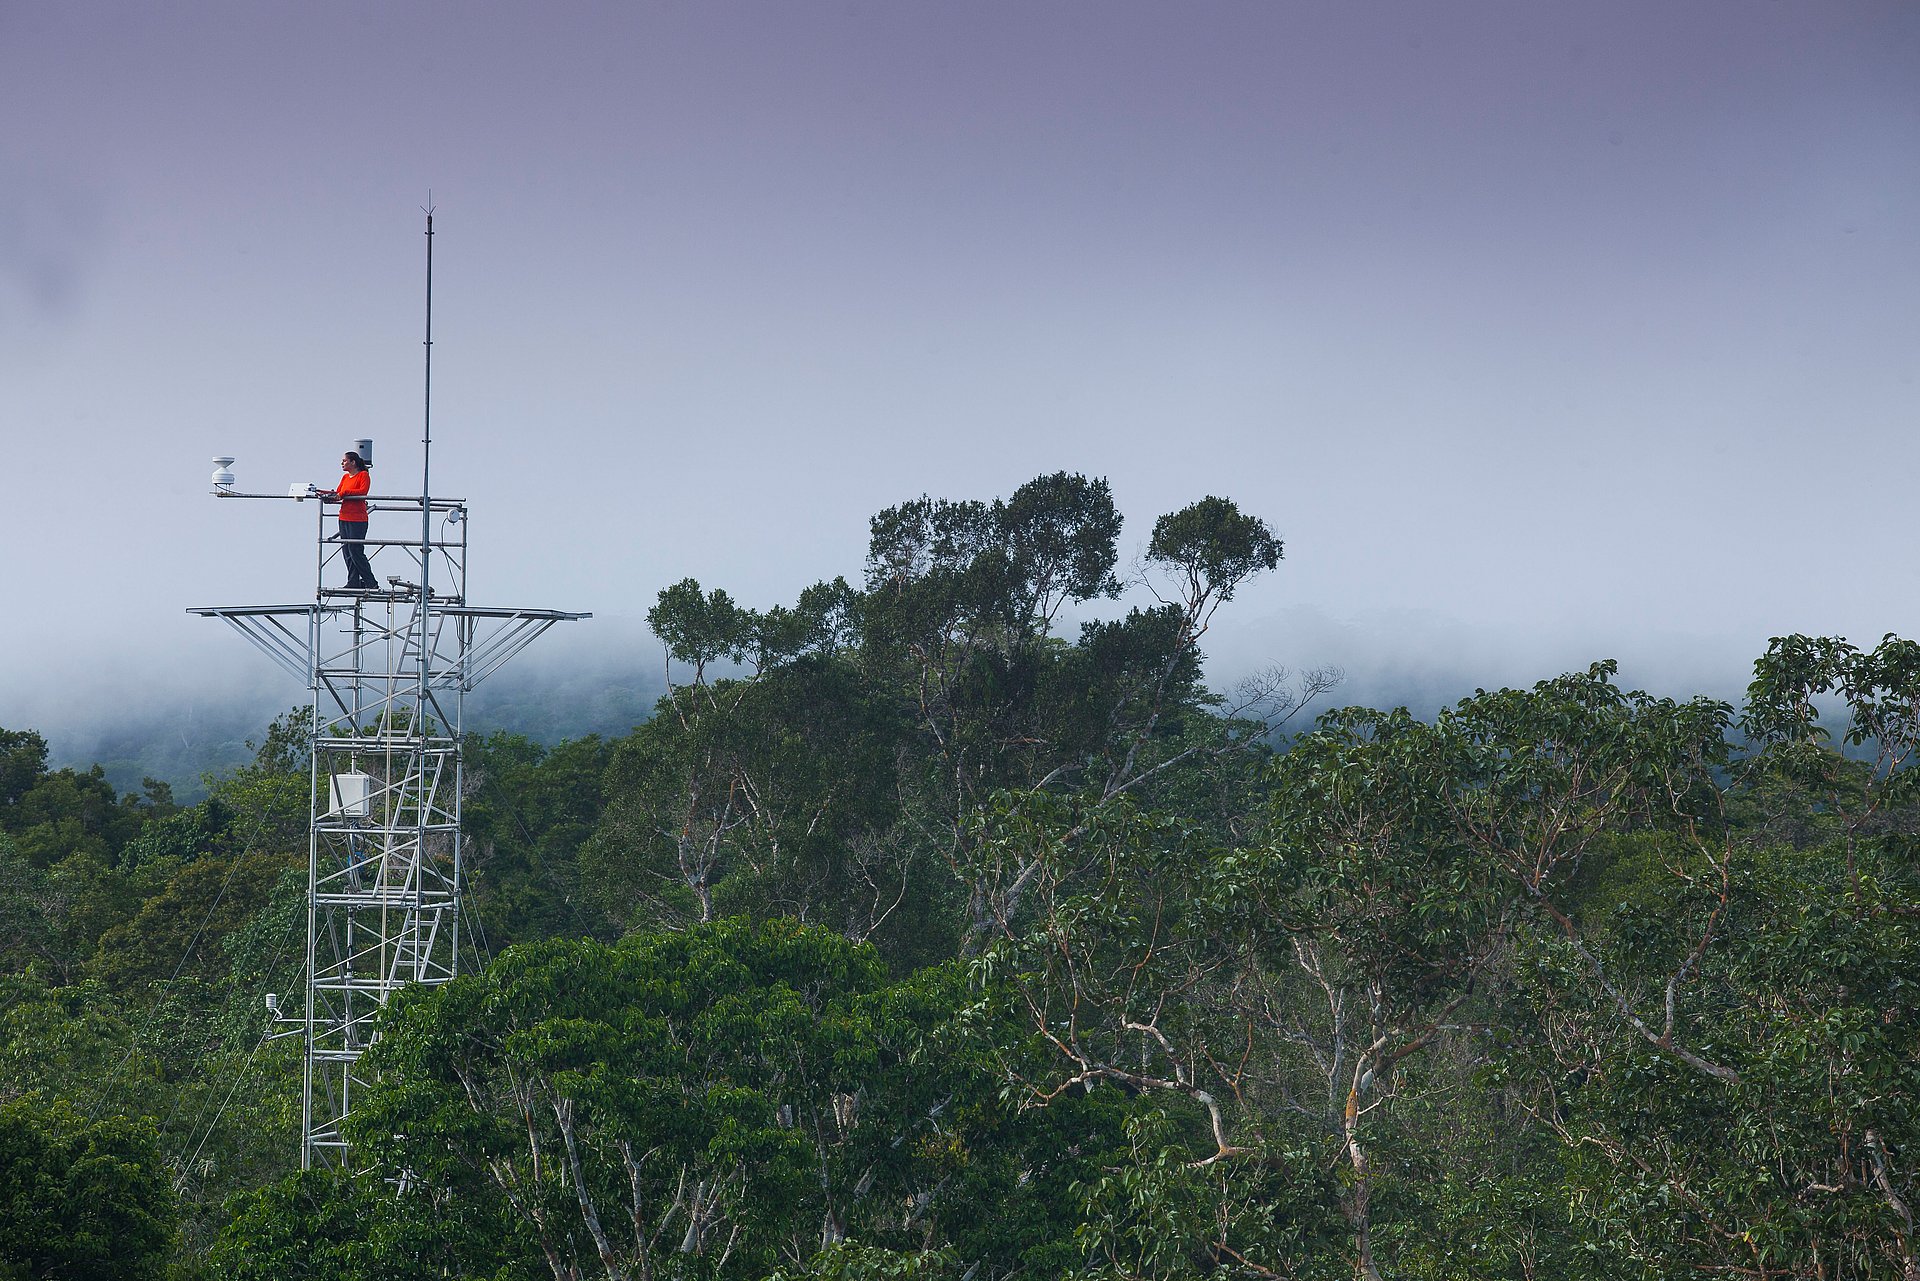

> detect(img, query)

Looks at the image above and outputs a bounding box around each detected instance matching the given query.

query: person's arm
[321,472,369,501]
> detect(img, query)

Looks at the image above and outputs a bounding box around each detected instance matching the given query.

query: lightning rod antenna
[421,200,435,564]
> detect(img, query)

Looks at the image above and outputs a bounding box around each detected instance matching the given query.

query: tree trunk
[1342,1088,1384,1281]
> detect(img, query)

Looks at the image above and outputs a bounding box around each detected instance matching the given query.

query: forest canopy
[2,473,1917,1280]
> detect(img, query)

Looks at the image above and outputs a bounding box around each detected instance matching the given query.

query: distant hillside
[44,668,664,802]
[20,615,1852,804]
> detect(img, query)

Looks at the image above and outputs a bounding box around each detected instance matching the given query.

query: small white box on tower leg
[328,772,373,819]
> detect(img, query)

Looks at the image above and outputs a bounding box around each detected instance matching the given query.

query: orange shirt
[336,470,370,522]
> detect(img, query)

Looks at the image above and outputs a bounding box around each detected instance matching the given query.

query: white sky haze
[3,2,1917,747]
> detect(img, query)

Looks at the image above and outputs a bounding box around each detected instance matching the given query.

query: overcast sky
[4,1,1917,745]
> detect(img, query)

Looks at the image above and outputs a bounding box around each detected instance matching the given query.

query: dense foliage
[2,474,1916,1279]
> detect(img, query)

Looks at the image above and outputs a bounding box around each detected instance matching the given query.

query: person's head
[342,451,366,472]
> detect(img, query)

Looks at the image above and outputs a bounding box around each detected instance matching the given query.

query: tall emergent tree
[583,474,1327,970]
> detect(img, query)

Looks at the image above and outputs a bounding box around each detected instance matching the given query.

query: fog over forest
[16,595,1795,801]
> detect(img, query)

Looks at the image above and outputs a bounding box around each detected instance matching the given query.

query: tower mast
[193,214,587,1167]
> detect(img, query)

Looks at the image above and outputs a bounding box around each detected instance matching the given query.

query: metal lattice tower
[191,214,586,1167]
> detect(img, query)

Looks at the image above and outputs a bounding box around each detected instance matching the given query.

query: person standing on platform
[323,450,377,589]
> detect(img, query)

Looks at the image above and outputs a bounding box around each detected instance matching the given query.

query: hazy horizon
[20,598,1823,801]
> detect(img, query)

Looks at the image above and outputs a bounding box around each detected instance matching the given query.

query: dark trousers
[339,521,376,588]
